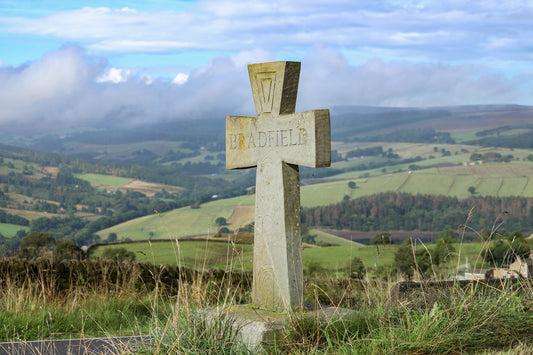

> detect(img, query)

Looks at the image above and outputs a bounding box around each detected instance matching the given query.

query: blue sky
[1,0,533,128]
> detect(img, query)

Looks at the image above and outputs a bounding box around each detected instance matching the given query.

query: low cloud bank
[0,45,524,130]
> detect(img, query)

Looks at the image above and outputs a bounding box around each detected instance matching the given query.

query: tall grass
[0,227,532,354]
[0,262,159,342]
[270,279,533,354]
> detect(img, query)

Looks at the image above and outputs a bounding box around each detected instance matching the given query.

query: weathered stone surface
[226,61,331,311]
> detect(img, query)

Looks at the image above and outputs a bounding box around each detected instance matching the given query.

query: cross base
[200,303,356,354]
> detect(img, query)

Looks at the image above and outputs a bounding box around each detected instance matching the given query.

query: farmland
[302,161,533,207]
[1,106,533,243]
[91,239,492,276]
[97,160,533,240]
[97,203,239,240]
[0,222,28,238]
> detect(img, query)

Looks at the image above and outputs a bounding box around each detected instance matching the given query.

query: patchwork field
[76,173,185,196]
[98,160,533,240]
[302,161,533,207]
[76,174,132,187]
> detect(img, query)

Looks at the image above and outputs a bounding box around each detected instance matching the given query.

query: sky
[1,0,533,129]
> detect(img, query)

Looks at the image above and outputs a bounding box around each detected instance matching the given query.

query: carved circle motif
[254,264,278,305]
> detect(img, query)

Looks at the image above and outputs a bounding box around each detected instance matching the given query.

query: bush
[54,238,84,261]
[369,232,393,245]
[19,231,55,260]
[101,247,136,262]
[483,238,530,266]
[304,260,325,277]
[345,257,366,279]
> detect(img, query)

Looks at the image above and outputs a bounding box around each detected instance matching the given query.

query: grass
[0,223,28,238]
[76,173,133,187]
[93,159,533,238]
[0,233,532,354]
[0,264,161,342]
[97,204,238,240]
[92,239,254,270]
[91,240,493,280]
[310,229,364,247]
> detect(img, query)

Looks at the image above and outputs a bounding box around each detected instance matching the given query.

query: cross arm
[226,115,260,170]
[225,109,331,170]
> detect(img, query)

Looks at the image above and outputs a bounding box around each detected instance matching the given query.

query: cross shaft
[226,61,330,310]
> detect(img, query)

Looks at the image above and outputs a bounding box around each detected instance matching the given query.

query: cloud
[0,46,527,131]
[298,46,522,108]
[172,73,189,85]
[96,67,131,83]
[2,0,533,65]
[0,46,253,128]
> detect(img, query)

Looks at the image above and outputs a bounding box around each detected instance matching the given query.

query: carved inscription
[229,128,307,150]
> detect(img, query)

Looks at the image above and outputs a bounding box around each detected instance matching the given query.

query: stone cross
[226,61,331,311]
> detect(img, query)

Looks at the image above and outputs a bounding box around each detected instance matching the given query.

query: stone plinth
[201,304,355,353]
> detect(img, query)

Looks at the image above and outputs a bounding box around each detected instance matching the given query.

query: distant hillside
[1,104,532,168]
[1,104,533,245]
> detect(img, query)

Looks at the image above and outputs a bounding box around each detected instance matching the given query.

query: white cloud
[230,49,274,68]
[0,45,527,131]
[172,73,188,85]
[1,0,532,66]
[96,67,130,83]
[90,40,194,53]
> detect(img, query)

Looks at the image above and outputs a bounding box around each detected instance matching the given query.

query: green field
[310,229,364,247]
[0,223,29,238]
[76,173,132,187]
[302,162,533,207]
[99,160,533,238]
[97,203,239,240]
[92,239,254,270]
[93,240,491,275]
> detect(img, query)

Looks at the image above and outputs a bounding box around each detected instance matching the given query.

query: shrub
[18,231,55,260]
[345,257,366,279]
[54,238,84,261]
[101,247,136,262]
[369,232,393,245]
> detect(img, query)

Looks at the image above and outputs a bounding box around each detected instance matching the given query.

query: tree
[73,229,100,246]
[348,181,357,189]
[439,229,459,242]
[394,238,415,278]
[432,236,456,265]
[345,257,366,279]
[54,238,84,261]
[369,232,392,245]
[106,232,118,243]
[483,232,530,266]
[215,217,227,226]
[468,186,476,195]
[394,238,431,279]
[302,233,316,245]
[19,231,55,260]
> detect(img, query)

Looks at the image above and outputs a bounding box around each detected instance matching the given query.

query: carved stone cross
[226,61,331,311]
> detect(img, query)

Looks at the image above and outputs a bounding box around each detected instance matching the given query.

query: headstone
[226,61,331,311]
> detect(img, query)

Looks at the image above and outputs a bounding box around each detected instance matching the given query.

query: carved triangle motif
[256,71,276,115]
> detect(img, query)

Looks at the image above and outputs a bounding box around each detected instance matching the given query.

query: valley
[0,105,532,253]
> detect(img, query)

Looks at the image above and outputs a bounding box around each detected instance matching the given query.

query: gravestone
[226,61,331,311]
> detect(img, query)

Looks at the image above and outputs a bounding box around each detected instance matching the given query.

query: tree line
[302,192,533,233]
